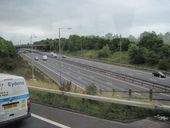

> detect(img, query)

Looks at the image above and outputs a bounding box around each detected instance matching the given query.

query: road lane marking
[134,92,141,96]
[61,58,149,91]
[160,93,170,97]
[149,78,157,82]
[106,82,112,85]
[32,113,71,128]
[23,54,84,90]
[127,73,134,76]
[90,75,94,78]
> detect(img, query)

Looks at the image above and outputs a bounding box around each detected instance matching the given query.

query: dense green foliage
[30,89,169,121]
[128,44,145,64]
[34,31,170,70]
[128,32,170,70]
[0,37,16,57]
[0,37,16,70]
[97,44,111,58]
[86,84,97,95]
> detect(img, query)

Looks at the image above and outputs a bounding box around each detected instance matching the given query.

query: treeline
[34,31,170,70]
[0,37,16,70]
[34,34,131,52]
[128,32,170,70]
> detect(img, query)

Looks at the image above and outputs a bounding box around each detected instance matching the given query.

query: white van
[0,74,31,126]
[42,55,48,61]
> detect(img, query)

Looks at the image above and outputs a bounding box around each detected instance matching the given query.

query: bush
[97,45,111,58]
[86,83,97,95]
[30,89,170,121]
[158,59,169,70]
[145,51,159,65]
[128,44,145,64]
[0,57,17,70]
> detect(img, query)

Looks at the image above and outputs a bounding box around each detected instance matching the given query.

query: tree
[139,31,163,50]
[159,44,170,58]
[145,50,159,65]
[109,38,120,52]
[105,33,113,40]
[128,35,137,42]
[86,83,97,95]
[163,32,170,44]
[97,45,111,58]
[128,44,145,64]
[158,58,169,70]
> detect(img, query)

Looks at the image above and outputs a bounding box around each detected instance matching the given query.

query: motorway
[22,52,170,100]
[64,56,170,88]
[39,50,170,87]
[2,103,169,128]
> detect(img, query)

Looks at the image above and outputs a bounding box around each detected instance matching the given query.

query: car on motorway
[42,55,48,61]
[52,53,57,58]
[0,74,31,126]
[34,56,39,61]
[62,55,66,58]
[152,71,166,78]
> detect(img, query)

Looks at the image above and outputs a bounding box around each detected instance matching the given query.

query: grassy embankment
[1,56,59,90]
[30,89,169,122]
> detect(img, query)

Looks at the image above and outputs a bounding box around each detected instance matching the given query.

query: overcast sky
[0,0,170,44]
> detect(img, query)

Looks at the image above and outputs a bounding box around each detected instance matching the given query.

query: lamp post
[58,28,72,85]
[30,35,37,80]
[119,34,122,64]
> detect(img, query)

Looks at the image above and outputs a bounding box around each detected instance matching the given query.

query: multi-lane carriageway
[22,51,170,100]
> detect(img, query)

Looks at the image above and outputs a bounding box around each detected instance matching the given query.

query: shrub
[158,59,169,70]
[97,45,111,58]
[86,83,97,95]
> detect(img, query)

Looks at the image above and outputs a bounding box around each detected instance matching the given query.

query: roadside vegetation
[0,36,59,89]
[34,31,170,71]
[1,36,170,121]
[30,89,170,122]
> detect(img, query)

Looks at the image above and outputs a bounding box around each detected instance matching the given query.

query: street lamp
[119,34,122,64]
[30,35,37,80]
[58,28,72,85]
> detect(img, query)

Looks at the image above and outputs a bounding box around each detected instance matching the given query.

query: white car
[42,55,48,61]
[50,52,54,56]
[34,56,39,61]
[53,53,57,58]
[0,74,31,126]
[62,55,66,58]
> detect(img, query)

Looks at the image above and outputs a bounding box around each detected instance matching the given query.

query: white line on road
[61,58,149,91]
[134,92,141,96]
[106,82,112,85]
[32,113,71,128]
[23,54,84,90]
[160,93,170,97]
[127,73,134,76]
[149,78,157,82]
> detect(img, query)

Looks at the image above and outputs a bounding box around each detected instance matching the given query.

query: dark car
[152,71,166,78]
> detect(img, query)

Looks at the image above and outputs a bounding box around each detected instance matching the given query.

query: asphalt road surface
[2,103,169,128]
[64,55,170,87]
[22,52,170,100]
[39,50,170,87]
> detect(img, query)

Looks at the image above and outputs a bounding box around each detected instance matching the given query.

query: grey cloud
[0,0,170,43]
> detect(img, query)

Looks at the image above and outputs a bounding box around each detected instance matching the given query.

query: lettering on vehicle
[0,92,8,97]
[0,83,4,91]
[8,81,24,87]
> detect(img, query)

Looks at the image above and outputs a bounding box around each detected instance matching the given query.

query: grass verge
[29,89,170,122]
[1,56,60,89]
